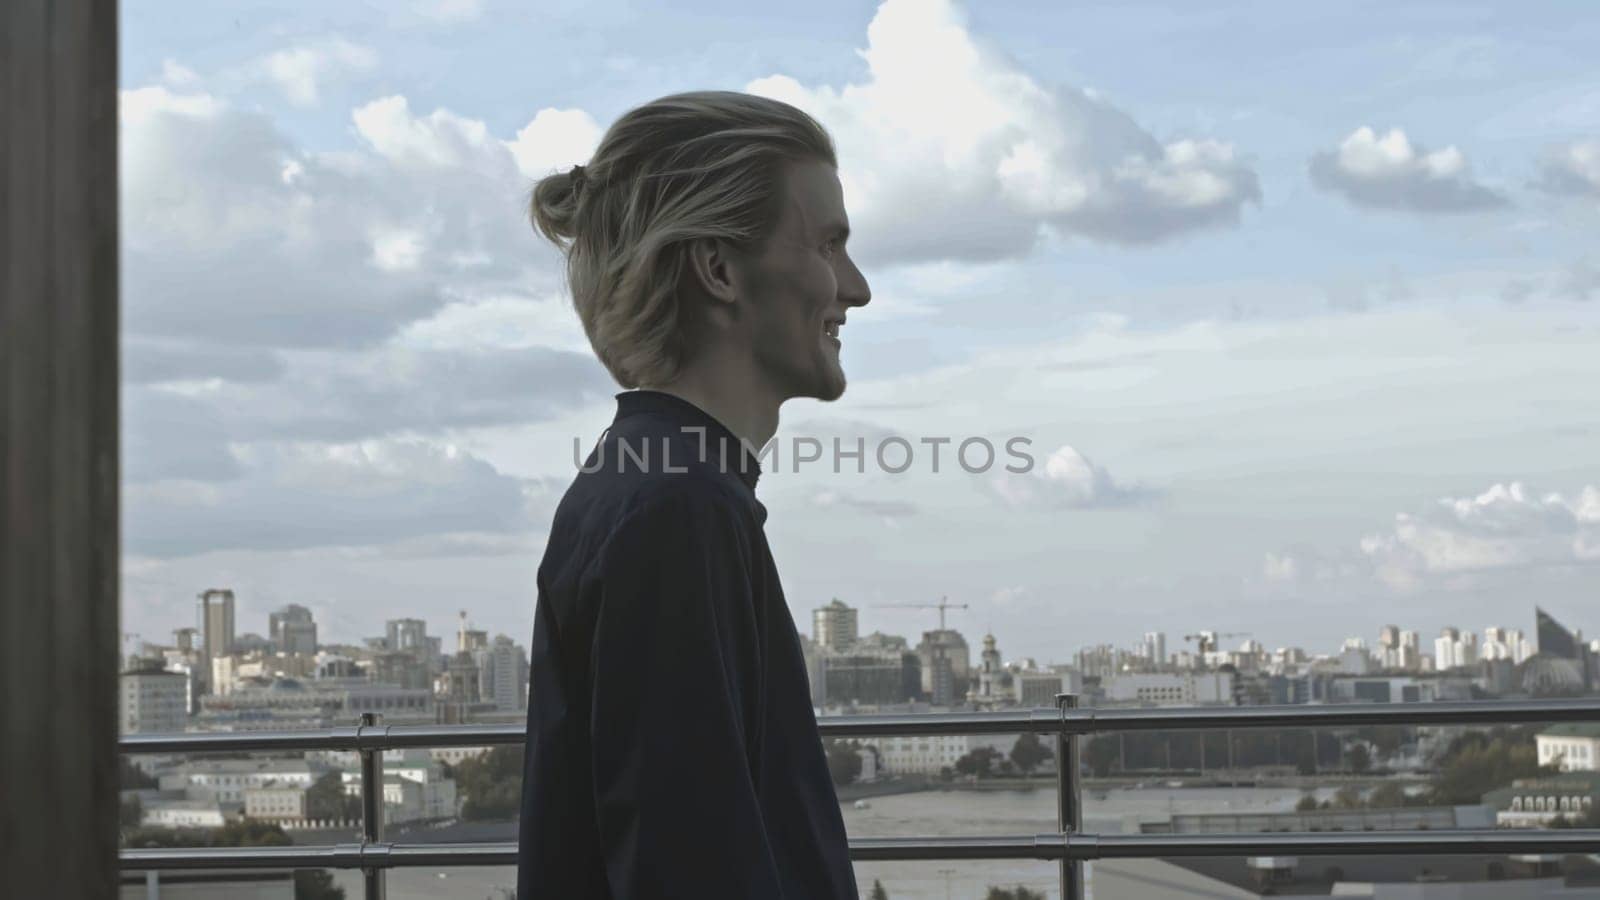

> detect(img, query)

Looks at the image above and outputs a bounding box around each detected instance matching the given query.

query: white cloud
[160,58,200,88]
[1261,552,1299,583]
[1272,481,1600,594]
[119,84,566,351]
[125,437,547,557]
[1358,481,1600,590]
[987,444,1148,510]
[1309,126,1507,213]
[1537,139,1600,198]
[505,107,604,180]
[256,37,379,108]
[412,0,487,24]
[394,292,592,354]
[811,488,919,520]
[745,0,1260,259]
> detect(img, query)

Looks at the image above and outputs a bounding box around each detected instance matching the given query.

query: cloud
[1494,259,1598,305]
[505,107,605,180]
[986,444,1149,510]
[1536,139,1600,198]
[1309,126,1507,213]
[125,437,548,557]
[120,86,587,353]
[254,37,379,108]
[810,489,919,519]
[411,0,487,25]
[1270,481,1600,593]
[160,58,200,88]
[1359,481,1600,590]
[124,336,285,385]
[133,343,608,445]
[1261,552,1299,583]
[124,389,244,483]
[745,0,1260,260]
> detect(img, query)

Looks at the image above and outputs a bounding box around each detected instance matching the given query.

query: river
[327,783,1339,899]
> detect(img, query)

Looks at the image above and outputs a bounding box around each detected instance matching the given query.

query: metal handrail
[120,829,1600,871]
[119,696,1600,899]
[118,697,1600,752]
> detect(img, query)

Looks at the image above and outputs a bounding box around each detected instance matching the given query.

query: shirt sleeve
[587,489,786,899]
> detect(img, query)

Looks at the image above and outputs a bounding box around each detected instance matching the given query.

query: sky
[119,0,1600,665]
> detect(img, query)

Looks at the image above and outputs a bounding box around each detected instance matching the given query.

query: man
[518,91,872,898]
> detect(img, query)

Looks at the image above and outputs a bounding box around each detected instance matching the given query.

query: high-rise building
[1141,632,1168,669]
[1435,628,1461,670]
[1399,630,1421,671]
[121,658,188,734]
[813,599,858,652]
[821,649,919,707]
[928,647,955,706]
[195,589,236,692]
[1378,625,1401,668]
[1537,608,1581,660]
[917,629,971,701]
[386,618,428,654]
[477,635,529,712]
[269,604,318,656]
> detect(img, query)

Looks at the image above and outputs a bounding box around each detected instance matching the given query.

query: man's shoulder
[552,450,753,542]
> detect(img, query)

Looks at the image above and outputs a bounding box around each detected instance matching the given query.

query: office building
[813,599,859,652]
[268,604,317,656]
[195,588,236,691]
[120,658,188,734]
[386,618,429,654]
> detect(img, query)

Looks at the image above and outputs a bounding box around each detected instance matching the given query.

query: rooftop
[1540,723,1600,738]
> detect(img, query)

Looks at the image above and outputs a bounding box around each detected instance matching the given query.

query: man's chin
[811,365,847,402]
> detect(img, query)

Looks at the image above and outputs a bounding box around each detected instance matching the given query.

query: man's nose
[841,261,871,309]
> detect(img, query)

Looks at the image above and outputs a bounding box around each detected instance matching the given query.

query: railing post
[359,712,386,900]
[1056,693,1084,900]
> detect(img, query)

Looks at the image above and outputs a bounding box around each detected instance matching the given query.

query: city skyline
[120,0,1600,663]
[124,586,1592,682]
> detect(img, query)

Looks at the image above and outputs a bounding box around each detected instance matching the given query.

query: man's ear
[683,236,741,308]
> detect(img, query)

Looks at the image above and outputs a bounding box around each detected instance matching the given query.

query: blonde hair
[526,90,837,388]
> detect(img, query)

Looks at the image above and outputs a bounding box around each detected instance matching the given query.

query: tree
[1332,785,1364,809]
[1366,782,1410,809]
[293,870,346,900]
[868,878,889,900]
[954,747,1002,779]
[1010,733,1050,776]
[123,819,294,849]
[1084,734,1118,778]
[120,794,143,828]
[1295,793,1319,812]
[1347,744,1371,774]
[824,739,862,787]
[454,745,525,821]
[306,771,360,822]
[1428,731,1552,805]
[120,758,158,789]
[985,886,1046,900]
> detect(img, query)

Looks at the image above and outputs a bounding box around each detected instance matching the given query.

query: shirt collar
[612,390,764,492]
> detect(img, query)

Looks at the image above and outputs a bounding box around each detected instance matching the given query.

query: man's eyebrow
[822,221,850,241]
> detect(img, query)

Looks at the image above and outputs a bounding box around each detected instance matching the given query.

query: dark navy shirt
[518,389,858,899]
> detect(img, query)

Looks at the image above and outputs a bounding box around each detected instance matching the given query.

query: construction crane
[1182,630,1252,655]
[873,596,969,631]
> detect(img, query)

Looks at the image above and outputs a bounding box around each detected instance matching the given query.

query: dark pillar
[1,1,121,897]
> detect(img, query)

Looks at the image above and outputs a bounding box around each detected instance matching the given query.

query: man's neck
[643,368,780,456]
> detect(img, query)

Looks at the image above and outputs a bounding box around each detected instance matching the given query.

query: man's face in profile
[738,158,871,403]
